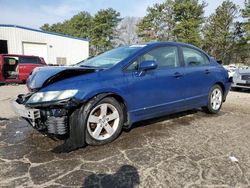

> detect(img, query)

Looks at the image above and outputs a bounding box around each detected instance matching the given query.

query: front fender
[76,87,127,103]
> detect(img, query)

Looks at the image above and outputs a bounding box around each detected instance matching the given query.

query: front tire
[202,85,223,114]
[85,97,124,146]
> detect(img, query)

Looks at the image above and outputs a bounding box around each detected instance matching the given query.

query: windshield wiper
[79,65,97,68]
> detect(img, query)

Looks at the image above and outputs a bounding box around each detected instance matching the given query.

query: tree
[90,8,121,55]
[41,22,65,34]
[173,0,206,47]
[202,1,239,64]
[137,0,205,46]
[235,0,250,65]
[40,9,121,56]
[242,0,250,40]
[137,0,176,42]
[40,11,92,39]
[40,23,50,31]
[66,11,92,38]
[113,17,142,46]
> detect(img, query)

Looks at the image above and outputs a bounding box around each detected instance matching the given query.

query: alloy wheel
[87,103,120,140]
[210,88,222,110]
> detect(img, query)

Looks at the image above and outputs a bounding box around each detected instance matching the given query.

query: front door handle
[174,72,183,78]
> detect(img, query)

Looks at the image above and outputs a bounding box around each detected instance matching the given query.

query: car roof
[144,41,209,56]
[145,41,200,49]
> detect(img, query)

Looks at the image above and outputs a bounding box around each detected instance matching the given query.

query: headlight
[27,89,78,104]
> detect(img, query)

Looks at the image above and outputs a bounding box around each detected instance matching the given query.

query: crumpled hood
[26,66,97,90]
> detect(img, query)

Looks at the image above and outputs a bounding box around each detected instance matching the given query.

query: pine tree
[137,0,205,46]
[242,0,250,41]
[202,0,238,64]
[90,8,121,55]
[137,0,175,42]
[236,0,250,64]
[40,11,92,39]
[173,0,206,47]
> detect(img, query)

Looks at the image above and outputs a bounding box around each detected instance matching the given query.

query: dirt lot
[0,85,250,188]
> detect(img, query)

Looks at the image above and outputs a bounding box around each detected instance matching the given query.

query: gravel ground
[0,85,250,188]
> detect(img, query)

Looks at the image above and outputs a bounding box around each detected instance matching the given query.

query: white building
[0,24,89,65]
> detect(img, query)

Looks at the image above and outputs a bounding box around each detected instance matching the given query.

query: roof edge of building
[0,24,89,42]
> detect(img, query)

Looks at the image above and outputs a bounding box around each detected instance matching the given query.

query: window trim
[179,45,211,67]
[123,44,181,72]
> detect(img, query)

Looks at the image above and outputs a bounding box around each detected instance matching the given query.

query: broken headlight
[26,90,78,104]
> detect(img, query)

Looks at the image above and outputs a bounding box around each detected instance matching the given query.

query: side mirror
[136,60,157,77]
[140,60,158,71]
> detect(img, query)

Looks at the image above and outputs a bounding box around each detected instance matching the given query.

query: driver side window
[126,46,179,71]
[140,46,179,69]
[126,60,139,71]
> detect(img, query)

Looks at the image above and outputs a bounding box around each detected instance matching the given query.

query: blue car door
[124,45,187,121]
[180,46,216,107]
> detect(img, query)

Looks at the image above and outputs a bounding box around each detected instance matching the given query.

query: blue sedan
[13,42,231,152]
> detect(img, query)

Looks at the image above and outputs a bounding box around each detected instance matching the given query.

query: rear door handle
[174,72,183,78]
[205,69,211,74]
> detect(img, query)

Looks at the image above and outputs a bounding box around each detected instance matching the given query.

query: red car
[0,54,46,84]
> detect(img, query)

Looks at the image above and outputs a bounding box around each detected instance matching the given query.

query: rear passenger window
[19,57,40,64]
[182,47,210,66]
[140,46,179,69]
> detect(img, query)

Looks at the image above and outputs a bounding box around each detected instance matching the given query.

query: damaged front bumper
[12,94,81,136]
[12,100,41,127]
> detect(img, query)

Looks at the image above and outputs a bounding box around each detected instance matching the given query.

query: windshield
[77,45,145,68]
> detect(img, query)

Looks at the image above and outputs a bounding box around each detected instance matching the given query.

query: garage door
[23,42,48,63]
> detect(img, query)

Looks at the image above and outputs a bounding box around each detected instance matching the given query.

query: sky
[0,0,245,29]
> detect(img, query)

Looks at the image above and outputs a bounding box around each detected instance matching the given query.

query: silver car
[232,67,250,90]
[223,65,237,78]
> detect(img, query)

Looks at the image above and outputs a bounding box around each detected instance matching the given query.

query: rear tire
[202,85,223,114]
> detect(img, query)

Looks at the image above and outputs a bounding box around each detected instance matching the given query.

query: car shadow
[0,117,9,121]
[230,89,250,94]
[82,165,140,188]
[51,110,201,153]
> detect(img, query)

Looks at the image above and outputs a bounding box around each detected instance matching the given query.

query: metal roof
[0,24,89,41]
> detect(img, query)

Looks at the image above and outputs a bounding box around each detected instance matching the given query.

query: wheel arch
[214,81,229,102]
[85,92,129,126]
[214,82,225,94]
